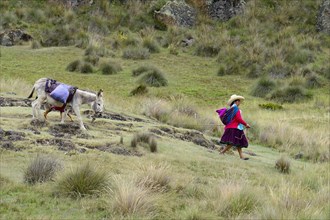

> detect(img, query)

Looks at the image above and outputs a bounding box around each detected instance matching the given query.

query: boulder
[317,0,330,34]
[0,29,33,46]
[154,0,197,28]
[207,0,245,21]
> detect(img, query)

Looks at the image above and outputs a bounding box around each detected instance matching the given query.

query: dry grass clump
[24,154,62,185]
[83,55,99,66]
[56,163,108,198]
[100,61,122,75]
[142,37,160,53]
[122,47,150,60]
[275,156,291,173]
[269,85,312,103]
[141,98,171,122]
[130,84,148,96]
[137,69,168,87]
[80,62,94,73]
[250,77,276,98]
[30,40,41,49]
[130,132,157,153]
[136,163,171,192]
[110,176,156,218]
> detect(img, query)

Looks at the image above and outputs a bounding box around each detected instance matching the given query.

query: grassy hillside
[0,0,330,219]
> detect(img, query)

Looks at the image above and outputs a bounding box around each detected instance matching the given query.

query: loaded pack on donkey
[28,78,104,130]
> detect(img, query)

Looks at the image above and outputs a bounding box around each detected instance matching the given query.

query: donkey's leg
[60,111,68,124]
[32,96,46,119]
[72,104,86,130]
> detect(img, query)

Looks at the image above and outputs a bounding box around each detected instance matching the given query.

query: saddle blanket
[45,79,77,104]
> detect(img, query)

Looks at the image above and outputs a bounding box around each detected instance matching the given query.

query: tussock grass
[0,78,32,96]
[275,156,291,174]
[56,163,108,198]
[130,84,148,96]
[100,61,122,75]
[137,69,168,87]
[109,176,156,218]
[136,163,171,192]
[142,37,160,53]
[30,40,41,49]
[83,55,99,66]
[24,154,61,184]
[250,77,276,98]
[80,62,94,74]
[122,47,150,60]
[269,85,312,103]
[130,132,157,152]
[66,60,82,72]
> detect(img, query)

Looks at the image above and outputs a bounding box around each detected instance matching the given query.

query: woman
[220,94,250,160]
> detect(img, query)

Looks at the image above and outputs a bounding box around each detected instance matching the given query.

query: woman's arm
[235,110,248,127]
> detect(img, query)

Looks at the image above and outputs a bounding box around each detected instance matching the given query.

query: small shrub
[142,98,171,122]
[132,65,157,77]
[31,40,41,49]
[24,155,61,185]
[195,43,220,57]
[130,132,157,153]
[251,77,276,98]
[149,138,157,153]
[122,47,150,60]
[169,44,179,55]
[66,60,82,72]
[217,64,226,76]
[269,86,312,103]
[137,70,168,87]
[143,37,160,53]
[264,60,292,78]
[305,74,322,88]
[130,84,148,96]
[275,156,291,173]
[80,62,94,74]
[83,55,99,66]
[259,103,283,110]
[136,163,171,192]
[56,163,108,198]
[100,61,122,75]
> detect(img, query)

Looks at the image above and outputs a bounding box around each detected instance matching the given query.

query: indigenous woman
[220,94,251,160]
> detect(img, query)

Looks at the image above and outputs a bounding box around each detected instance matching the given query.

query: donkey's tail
[27,87,35,99]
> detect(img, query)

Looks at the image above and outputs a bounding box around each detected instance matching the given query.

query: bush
[275,156,291,173]
[143,37,160,53]
[100,61,122,75]
[169,44,179,55]
[130,132,158,153]
[66,60,82,72]
[269,85,312,103]
[305,74,322,88]
[56,163,108,198]
[130,84,148,96]
[137,69,168,87]
[195,43,220,57]
[142,98,171,122]
[122,47,150,60]
[24,155,61,185]
[83,55,99,66]
[132,65,157,77]
[259,103,283,110]
[80,62,94,73]
[264,60,293,78]
[251,77,276,98]
[31,40,41,49]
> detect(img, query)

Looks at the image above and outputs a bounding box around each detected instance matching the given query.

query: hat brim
[227,96,245,106]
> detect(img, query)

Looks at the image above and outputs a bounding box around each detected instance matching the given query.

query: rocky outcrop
[317,0,330,34]
[0,29,33,46]
[154,1,197,28]
[207,0,245,21]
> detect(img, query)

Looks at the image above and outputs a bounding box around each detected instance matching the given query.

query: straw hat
[227,94,245,106]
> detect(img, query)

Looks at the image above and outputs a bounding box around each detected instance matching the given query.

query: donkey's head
[91,89,104,114]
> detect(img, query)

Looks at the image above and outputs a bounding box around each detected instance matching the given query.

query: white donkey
[28,78,104,130]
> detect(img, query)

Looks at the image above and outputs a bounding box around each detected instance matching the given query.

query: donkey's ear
[97,89,103,97]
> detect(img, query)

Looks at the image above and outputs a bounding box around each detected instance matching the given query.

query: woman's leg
[220,145,232,154]
[237,148,249,160]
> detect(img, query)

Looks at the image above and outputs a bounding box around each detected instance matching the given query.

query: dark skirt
[220,128,248,148]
